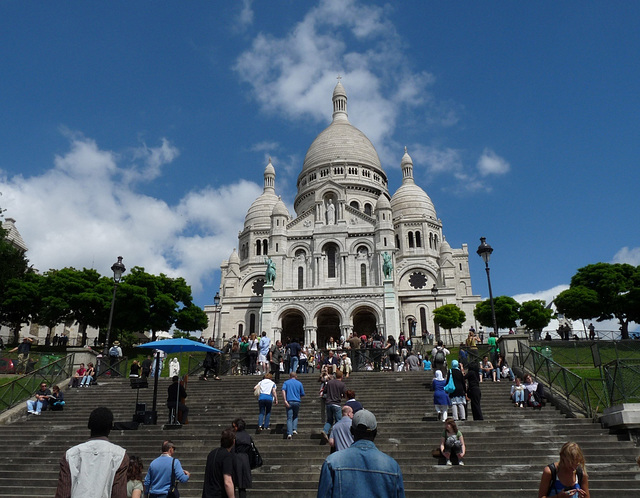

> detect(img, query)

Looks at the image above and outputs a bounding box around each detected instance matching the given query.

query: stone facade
[204,82,481,347]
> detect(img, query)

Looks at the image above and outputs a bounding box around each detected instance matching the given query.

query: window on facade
[276,243,278,252]
[256,240,261,255]
[238,324,243,336]
[395,234,400,249]
[364,203,372,216]
[327,245,336,278]
[384,237,387,246]
[298,267,304,290]
[408,231,414,248]
[416,231,422,247]
[360,264,367,286]
[420,307,427,334]
[350,200,359,210]
[429,233,433,249]
[434,234,438,249]
[263,239,268,255]
[249,314,256,335]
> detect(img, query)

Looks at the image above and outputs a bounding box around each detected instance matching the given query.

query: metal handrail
[516,342,604,418]
[0,353,75,411]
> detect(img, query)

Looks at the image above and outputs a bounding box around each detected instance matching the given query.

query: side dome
[390,147,437,220]
[244,159,279,229]
[375,194,391,210]
[272,197,290,217]
[229,248,240,265]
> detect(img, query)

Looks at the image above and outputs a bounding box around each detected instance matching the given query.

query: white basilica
[205,82,481,347]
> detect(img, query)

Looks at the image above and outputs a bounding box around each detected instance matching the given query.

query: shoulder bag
[444,370,456,394]
[168,457,180,498]
[249,440,263,469]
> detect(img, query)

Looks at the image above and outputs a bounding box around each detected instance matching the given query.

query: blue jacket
[144,455,189,494]
[317,439,405,498]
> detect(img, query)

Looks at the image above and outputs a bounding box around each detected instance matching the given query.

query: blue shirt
[282,378,305,403]
[259,336,271,356]
[144,455,189,494]
[317,439,405,498]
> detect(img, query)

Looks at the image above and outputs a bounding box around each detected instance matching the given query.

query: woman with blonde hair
[538,442,589,497]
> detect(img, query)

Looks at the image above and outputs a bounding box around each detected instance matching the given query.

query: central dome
[302,120,382,173]
[301,81,382,174]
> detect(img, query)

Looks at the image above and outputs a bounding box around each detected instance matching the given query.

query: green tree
[40,268,112,346]
[554,286,600,338]
[0,225,34,343]
[433,304,466,332]
[123,267,208,340]
[0,272,44,343]
[474,296,520,331]
[518,300,554,335]
[564,263,639,339]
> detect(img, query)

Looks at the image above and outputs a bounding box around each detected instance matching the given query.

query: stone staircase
[1,371,639,497]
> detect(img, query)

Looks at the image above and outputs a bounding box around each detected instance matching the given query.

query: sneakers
[321,431,329,443]
[520,403,524,408]
[446,460,452,466]
[287,435,292,440]
[292,430,298,435]
[459,461,465,466]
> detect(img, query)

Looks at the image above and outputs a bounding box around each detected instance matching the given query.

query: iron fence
[0,353,75,411]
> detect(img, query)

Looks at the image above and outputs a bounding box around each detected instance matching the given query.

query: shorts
[258,353,268,364]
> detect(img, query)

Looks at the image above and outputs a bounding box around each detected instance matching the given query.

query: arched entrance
[316,308,341,347]
[281,311,305,343]
[352,307,378,338]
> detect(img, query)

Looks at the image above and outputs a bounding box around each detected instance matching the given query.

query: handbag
[168,458,180,498]
[254,383,261,397]
[444,370,456,395]
[248,440,263,469]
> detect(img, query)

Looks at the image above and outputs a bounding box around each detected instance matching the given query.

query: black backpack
[547,462,583,495]
[434,348,446,364]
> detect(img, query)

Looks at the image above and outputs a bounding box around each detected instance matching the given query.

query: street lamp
[212,291,221,345]
[103,256,126,357]
[431,283,440,343]
[476,237,498,337]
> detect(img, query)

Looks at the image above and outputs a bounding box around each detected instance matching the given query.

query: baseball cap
[352,409,377,431]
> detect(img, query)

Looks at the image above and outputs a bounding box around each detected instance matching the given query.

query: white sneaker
[292,430,298,435]
[446,460,452,466]
[459,461,465,466]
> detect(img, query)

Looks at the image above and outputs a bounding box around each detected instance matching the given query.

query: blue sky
[1,1,638,327]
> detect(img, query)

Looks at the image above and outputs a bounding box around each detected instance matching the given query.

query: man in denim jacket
[317,409,405,498]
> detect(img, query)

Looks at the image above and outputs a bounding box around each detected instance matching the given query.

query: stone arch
[351,305,379,338]
[314,305,345,347]
[280,309,306,343]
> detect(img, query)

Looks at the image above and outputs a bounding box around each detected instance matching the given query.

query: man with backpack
[108,341,122,376]
[431,340,450,376]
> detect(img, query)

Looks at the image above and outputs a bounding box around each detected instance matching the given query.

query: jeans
[27,400,45,413]
[323,403,342,434]
[513,390,525,403]
[289,356,299,373]
[80,375,93,386]
[286,401,300,436]
[258,399,273,428]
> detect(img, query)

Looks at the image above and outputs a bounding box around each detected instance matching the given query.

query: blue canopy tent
[137,338,221,425]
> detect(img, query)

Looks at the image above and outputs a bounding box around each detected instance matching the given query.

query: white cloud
[0,134,261,299]
[233,0,440,167]
[512,284,569,306]
[612,246,640,266]
[125,138,180,183]
[477,148,510,176]
[236,0,254,29]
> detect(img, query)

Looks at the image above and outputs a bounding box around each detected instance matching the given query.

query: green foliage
[433,304,466,331]
[0,272,44,342]
[560,263,640,339]
[173,330,200,341]
[40,268,112,346]
[122,267,208,339]
[474,295,520,331]
[519,299,554,331]
[554,286,600,321]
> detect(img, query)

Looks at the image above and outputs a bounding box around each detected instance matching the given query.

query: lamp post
[476,237,498,337]
[211,291,221,346]
[431,283,440,343]
[103,256,126,357]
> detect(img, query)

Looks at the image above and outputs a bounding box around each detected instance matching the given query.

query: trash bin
[541,347,553,360]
